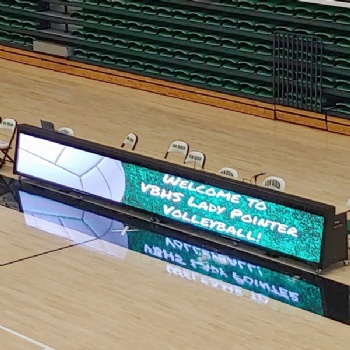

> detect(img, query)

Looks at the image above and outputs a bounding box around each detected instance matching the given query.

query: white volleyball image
[17,134,126,202]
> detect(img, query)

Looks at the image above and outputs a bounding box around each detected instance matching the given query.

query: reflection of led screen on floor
[18,190,129,259]
[15,132,326,264]
[123,229,324,316]
[17,189,324,317]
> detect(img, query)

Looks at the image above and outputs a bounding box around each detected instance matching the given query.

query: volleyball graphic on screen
[16,134,126,202]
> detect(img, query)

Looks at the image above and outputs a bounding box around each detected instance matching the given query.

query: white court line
[0,324,57,350]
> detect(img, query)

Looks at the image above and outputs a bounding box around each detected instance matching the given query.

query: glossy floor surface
[1,59,350,349]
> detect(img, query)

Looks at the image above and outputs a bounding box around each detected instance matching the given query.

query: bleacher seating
[1,0,350,118]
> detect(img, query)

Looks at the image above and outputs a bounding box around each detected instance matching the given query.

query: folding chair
[164,140,189,162]
[262,176,286,192]
[58,127,74,136]
[0,118,17,169]
[121,132,138,150]
[184,150,206,170]
[218,167,239,179]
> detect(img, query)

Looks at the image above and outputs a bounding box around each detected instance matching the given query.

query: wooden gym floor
[1,58,350,349]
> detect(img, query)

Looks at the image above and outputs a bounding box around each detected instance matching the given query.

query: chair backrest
[218,167,239,179]
[261,176,286,192]
[0,118,16,131]
[164,140,189,161]
[121,132,138,150]
[184,150,206,169]
[58,127,74,136]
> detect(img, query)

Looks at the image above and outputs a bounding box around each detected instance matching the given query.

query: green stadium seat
[223,78,240,91]
[222,37,238,48]
[85,32,99,42]
[238,20,256,32]
[99,15,113,26]
[335,36,350,48]
[173,9,188,20]
[115,57,130,67]
[315,32,335,45]
[99,33,114,45]
[255,23,275,34]
[0,31,10,42]
[205,55,222,66]
[336,80,350,92]
[0,15,8,25]
[144,44,158,55]
[129,60,143,71]
[275,3,297,15]
[127,2,142,12]
[189,32,205,43]
[175,69,191,81]
[74,48,87,57]
[142,4,157,15]
[240,82,257,95]
[238,0,259,9]
[238,61,255,73]
[173,29,189,41]
[157,6,173,17]
[255,64,273,76]
[158,27,173,38]
[89,52,101,61]
[173,49,188,60]
[190,72,206,84]
[127,21,142,32]
[257,0,286,13]
[159,67,175,77]
[204,34,221,46]
[128,41,143,52]
[254,43,273,56]
[336,103,350,115]
[222,57,238,70]
[204,14,222,25]
[114,38,128,48]
[72,28,84,37]
[85,13,99,23]
[257,85,273,98]
[206,76,222,87]
[295,28,314,36]
[188,52,205,63]
[292,5,317,19]
[335,58,350,70]
[335,12,350,24]
[187,11,205,23]
[144,63,159,74]
[314,7,336,21]
[238,41,255,53]
[143,24,158,35]
[101,54,115,64]
[322,54,335,67]
[158,47,173,57]
[113,18,128,29]
[71,12,85,20]
[221,17,238,28]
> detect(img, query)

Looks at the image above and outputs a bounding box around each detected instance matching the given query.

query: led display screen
[15,132,327,264]
[18,190,324,316]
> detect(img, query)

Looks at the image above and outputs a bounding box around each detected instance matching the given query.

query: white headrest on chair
[185,150,206,169]
[218,167,238,179]
[121,132,138,150]
[262,176,286,192]
[164,140,189,161]
[58,127,74,136]
[0,118,17,130]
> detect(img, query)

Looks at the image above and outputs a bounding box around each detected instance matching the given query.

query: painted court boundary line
[0,238,99,266]
[0,324,57,350]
